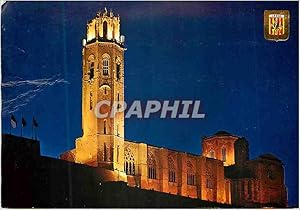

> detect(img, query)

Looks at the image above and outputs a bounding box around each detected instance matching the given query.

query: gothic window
[241,180,245,193]
[206,178,213,189]
[222,147,226,162]
[187,161,195,185]
[248,180,252,199]
[103,143,112,162]
[104,120,107,134]
[110,146,113,162]
[89,92,93,110]
[103,21,107,39]
[148,152,157,179]
[117,93,121,109]
[206,167,214,189]
[168,157,176,183]
[209,150,215,159]
[253,181,257,200]
[116,145,120,163]
[103,58,109,76]
[125,147,135,175]
[116,63,121,80]
[89,62,94,80]
[104,142,107,161]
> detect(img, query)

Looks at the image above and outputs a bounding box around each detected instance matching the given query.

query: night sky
[1,1,298,206]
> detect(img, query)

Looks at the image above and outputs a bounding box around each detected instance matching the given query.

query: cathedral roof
[214,130,232,136]
[202,130,240,141]
[259,153,282,163]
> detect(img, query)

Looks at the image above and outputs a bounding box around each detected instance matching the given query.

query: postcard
[1,1,298,208]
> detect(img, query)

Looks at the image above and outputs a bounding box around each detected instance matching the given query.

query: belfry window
[168,157,176,183]
[89,62,94,80]
[103,21,107,39]
[103,58,109,76]
[222,147,226,162]
[116,145,120,163]
[187,161,195,185]
[116,64,121,80]
[148,153,157,179]
[117,93,121,109]
[125,147,135,175]
[209,150,215,159]
[89,92,93,110]
[104,120,107,134]
[116,123,119,136]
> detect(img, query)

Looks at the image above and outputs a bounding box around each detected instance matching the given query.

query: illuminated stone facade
[202,133,287,207]
[60,10,287,207]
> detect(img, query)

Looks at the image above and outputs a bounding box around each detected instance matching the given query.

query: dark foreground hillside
[1,134,232,208]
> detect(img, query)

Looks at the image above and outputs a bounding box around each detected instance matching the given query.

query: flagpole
[21,116,22,137]
[35,127,37,140]
[32,123,33,139]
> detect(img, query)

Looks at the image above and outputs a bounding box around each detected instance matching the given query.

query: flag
[22,117,27,127]
[10,115,17,128]
[33,117,38,127]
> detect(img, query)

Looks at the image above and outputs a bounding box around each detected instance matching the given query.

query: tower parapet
[85,8,125,46]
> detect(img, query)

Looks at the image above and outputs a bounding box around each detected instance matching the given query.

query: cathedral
[60,10,287,207]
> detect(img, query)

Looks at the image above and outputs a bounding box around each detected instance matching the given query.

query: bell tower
[75,8,126,175]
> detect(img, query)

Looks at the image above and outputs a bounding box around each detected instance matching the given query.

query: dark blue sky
[1,1,298,206]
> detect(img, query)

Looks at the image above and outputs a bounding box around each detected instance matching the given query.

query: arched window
[103,120,107,134]
[168,157,176,183]
[209,150,215,159]
[205,167,214,189]
[103,21,107,39]
[89,62,94,80]
[87,55,95,80]
[248,180,252,199]
[125,147,135,175]
[103,58,109,76]
[117,93,121,110]
[241,180,245,193]
[116,63,121,80]
[104,142,107,161]
[148,152,157,179]
[89,92,93,110]
[187,161,195,185]
[116,145,120,163]
[206,178,213,188]
[222,147,226,162]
